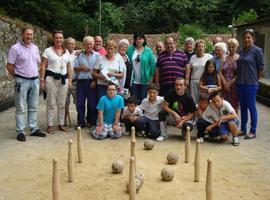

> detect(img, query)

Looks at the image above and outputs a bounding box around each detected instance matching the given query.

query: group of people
[7,25,264,146]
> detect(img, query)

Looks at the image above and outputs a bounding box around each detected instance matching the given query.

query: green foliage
[233,9,258,25]
[205,40,214,53]
[178,24,203,48]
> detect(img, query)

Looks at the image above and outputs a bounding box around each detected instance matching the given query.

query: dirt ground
[0,99,270,200]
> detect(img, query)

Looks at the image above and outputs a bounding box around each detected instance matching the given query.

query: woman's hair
[195,39,205,49]
[227,38,239,48]
[185,37,195,48]
[83,36,94,44]
[105,39,117,49]
[214,42,227,54]
[200,59,218,84]
[52,30,64,38]
[118,39,130,46]
[133,32,147,47]
[243,28,255,38]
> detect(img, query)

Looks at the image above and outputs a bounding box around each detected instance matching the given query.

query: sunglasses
[245,28,254,33]
[135,55,140,62]
[53,30,63,35]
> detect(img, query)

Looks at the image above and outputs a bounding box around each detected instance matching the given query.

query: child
[121,96,143,134]
[135,84,164,139]
[199,59,222,96]
[197,91,240,146]
[195,94,209,118]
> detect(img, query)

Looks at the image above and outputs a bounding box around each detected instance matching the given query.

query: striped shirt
[157,50,188,87]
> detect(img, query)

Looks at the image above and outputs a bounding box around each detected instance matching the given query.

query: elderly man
[94,36,106,56]
[6,25,46,141]
[155,36,190,96]
[73,36,100,128]
[157,77,196,141]
[64,37,78,126]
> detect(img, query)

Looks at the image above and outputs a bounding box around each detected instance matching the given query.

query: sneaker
[232,136,240,146]
[199,137,204,143]
[156,136,168,141]
[122,131,130,136]
[30,129,47,137]
[17,133,26,142]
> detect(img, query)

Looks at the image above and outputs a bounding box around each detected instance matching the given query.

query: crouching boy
[91,83,124,140]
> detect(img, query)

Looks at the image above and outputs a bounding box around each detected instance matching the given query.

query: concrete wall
[0,16,48,111]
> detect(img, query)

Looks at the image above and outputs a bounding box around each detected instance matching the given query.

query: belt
[15,74,39,80]
[77,79,92,83]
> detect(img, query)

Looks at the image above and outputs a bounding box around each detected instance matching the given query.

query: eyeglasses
[135,55,140,62]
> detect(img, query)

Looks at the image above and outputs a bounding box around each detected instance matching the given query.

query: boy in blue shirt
[91,83,124,140]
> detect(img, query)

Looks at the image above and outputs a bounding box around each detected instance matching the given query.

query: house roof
[234,17,270,28]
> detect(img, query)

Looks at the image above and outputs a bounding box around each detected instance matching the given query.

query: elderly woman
[184,37,195,61]
[116,39,132,97]
[189,39,213,103]
[221,38,239,113]
[213,42,227,73]
[236,29,264,139]
[127,32,156,103]
[40,30,72,133]
[92,39,125,101]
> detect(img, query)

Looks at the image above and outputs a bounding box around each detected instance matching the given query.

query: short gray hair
[118,39,129,46]
[214,42,227,53]
[83,36,94,44]
[185,37,195,47]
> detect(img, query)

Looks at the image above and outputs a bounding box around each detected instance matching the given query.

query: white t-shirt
[216,100,236,120]
[190,53,213,80]
[139,96,164,120]
[132,49,141,84]
[42,47,70,75]
[94,56,125,85]
[121,106,143,119]
[202,104,219,123]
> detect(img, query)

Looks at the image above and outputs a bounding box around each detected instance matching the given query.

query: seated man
[135,83,164,139]
[197,91,240,146]
[157,77,196,141]
[91,83,124,140]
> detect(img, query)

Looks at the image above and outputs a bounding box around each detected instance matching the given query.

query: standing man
[64,37,78,126]
[157,77,196,141]
[94,36,106,56]
[6,25,46,141]
[155,36,190,96]
[73,36,99,128]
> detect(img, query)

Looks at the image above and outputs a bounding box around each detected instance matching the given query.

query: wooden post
[206,158,213,200]
[194,139,200,182]
[77,127,83,163]
[52,158,60,200]
[129,157,136,200]
[185,126,191,163]
[68,139,74,182]
[131,127,136,171]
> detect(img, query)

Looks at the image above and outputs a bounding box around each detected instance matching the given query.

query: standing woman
[92,40,125,101]
[213,42,227,73]
[127,32,156,103]
[184,37,195,61]
[237,29,264,139]
[221,38,239,113]
[40,30,72,134]
[189,39,213,103]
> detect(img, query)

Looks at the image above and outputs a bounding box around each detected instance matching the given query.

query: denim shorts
[219,119,239,135]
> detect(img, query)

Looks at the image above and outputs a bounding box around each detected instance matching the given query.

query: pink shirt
[94,47,106,56]
[7,41,40,77]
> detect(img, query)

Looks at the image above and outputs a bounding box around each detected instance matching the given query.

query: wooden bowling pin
[185,126,191,163]
[206,158,213,200]
[129,157,136,200]
[194,139,200,182]
[77,127,83,163]
[52,158,60,200]
[68,139,74,182]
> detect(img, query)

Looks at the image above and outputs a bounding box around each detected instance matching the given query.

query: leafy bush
[233,9,258,26]
[205,40,214,53]
[178,24,203,48]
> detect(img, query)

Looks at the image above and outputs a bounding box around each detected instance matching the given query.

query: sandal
[47,126,55,134]
[244,133,256,139]
[58,125,69,132]
[238,130,247,136]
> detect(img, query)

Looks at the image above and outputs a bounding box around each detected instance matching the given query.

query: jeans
[130,83,148,104]
[14,77,40,135]
[237,83,258,134]
[97,84,107,102]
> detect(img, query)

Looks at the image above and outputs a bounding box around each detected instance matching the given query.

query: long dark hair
[200,59,218,84]
[133,32,147,47]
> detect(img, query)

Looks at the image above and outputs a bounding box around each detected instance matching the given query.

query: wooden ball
[144,139,154,150]
[167,152,179,164]
[161,167,174,181]
[111,160,124,174]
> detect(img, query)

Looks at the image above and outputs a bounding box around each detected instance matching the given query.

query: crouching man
[157,77,196,141]
[91,83,124,140]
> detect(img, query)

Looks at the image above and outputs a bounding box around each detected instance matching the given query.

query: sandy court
[0,99,270,200]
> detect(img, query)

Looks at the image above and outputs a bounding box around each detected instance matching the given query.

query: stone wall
[0,16,48,111]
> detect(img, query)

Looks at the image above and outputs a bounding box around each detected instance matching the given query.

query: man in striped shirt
[155,36,190,96]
